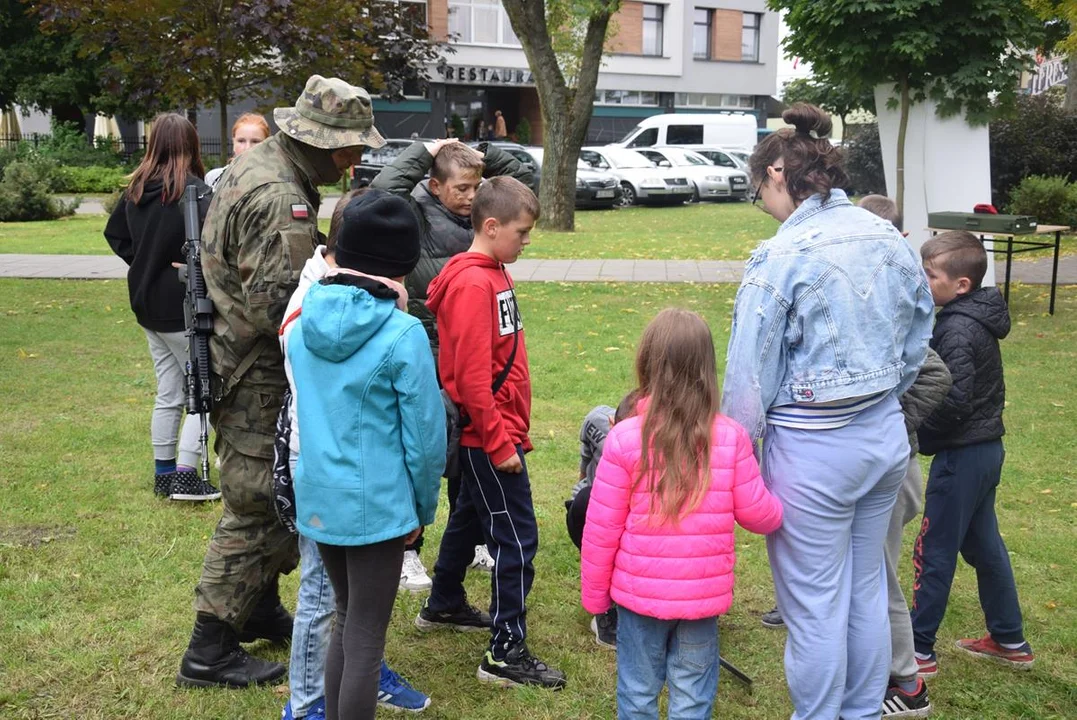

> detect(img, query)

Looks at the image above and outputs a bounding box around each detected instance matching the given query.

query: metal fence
[0,133,228,162]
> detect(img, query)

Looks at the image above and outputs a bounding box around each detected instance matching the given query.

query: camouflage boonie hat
[274,75,386,150]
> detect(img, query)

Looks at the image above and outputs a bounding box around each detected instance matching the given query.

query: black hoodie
[104,175,211,333]
[918,287,1011,455]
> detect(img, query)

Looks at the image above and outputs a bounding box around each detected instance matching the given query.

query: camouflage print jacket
[201,133,333,403]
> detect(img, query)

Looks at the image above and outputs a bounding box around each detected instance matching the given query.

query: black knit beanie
[334,189,421,277]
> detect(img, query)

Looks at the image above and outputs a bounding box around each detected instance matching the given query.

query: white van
[608,113,758,152]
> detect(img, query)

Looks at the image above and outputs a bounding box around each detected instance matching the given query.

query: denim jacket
[721,189,935,443]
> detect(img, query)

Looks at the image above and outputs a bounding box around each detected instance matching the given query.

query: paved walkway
[2,253,1075,284]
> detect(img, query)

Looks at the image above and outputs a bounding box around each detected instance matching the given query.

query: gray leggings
[144,328,205,467]
[318,537,405,720]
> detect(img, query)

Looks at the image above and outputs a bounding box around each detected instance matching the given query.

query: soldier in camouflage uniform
[177,75,385,689]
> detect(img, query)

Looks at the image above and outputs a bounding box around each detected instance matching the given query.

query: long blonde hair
[634,308,719,523]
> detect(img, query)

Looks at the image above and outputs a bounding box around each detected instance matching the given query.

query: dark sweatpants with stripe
[428,445,538,656]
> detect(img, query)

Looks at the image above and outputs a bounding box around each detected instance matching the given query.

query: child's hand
[404,527,423,545]
[424,138,459,157]
[496,454,523,474]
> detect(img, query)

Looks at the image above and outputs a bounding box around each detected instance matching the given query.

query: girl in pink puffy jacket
[581,308,782,719]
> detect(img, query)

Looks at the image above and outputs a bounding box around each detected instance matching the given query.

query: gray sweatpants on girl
[883,457,924,684]
[144,328,206,468]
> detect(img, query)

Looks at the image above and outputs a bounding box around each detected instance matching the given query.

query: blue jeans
[911,440,1024,654]
[616,607,719,720]
[290,456,335,717]
[764,394,908,720]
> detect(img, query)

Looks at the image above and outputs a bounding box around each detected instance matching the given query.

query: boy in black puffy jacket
[911,230,1033,678]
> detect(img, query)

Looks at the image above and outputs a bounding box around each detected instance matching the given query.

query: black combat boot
[237,578,294,645]
[176,612,287,688]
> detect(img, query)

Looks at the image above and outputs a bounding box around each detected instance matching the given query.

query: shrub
[0,159,78,221]
[989,94,1077,207]
[36,120,125,168]
[102,189,124,215]
[843,123,886,196]
[450,113,466,140]
[1005,175,1077,227]
[516,117,532,145]
[54,165,129,194]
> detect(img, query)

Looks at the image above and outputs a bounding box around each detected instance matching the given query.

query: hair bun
[783,102,833,139]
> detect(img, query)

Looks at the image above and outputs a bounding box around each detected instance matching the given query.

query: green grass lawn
[1,279,1074,719]
[1,203,777,260]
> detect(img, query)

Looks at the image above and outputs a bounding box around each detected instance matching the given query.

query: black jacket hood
[940,287,1011,340]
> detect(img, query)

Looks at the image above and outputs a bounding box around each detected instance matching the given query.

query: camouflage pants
[194,384,299,627]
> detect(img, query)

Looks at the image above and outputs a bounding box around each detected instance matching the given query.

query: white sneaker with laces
[470,544,495,573]
[399,550,432,592]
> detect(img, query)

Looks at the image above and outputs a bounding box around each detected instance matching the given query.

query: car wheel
[618,182,637,207]
[687,185,700,204]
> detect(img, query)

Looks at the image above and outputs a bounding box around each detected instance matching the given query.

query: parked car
[636,147,750,202]
[678,145,750,173]
[351,138,424,189]
[608,113,757,152]
[579,147,695,207]
[524,147,621,209]
[472,141,542,195]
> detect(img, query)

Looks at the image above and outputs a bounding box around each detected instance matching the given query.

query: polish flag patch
[291,204,309,219]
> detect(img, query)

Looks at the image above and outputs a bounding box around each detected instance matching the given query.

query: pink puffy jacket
[581,412,782,620]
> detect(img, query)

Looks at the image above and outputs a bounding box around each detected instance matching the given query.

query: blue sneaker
[281,697,326,720]
[378,661,431,713]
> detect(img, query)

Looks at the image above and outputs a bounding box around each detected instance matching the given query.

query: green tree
[36,0,446,163]
[772,0,1043,216]
[0,0,107,130]
[781,77,875,130]
[501,0,620,231]
[1026,0,1077,110]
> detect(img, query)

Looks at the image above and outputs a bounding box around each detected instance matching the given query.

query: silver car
[579,147,695,207]
[637,147,750,202]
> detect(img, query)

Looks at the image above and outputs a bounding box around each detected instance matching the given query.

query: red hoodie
[427,252,531,465]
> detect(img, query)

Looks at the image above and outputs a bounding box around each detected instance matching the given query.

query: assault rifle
[179,184,214,483]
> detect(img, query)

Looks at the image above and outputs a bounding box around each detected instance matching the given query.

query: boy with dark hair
[911,231,1033,679]
[416,176,566,690]
[371,138,534,587]
[279,190,430,719]
[566,390,639,649]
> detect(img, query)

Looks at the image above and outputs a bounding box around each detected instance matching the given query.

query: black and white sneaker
[154,473,173,497]
[761,606,785,629]
[591,607,617,649]
[169,470,222,502]
[477,644,566,690]
[414,600,492,633]
[882,678,932,717]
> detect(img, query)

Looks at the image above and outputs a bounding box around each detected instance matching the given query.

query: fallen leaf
[604,347,620,352]
[1045,602,1057,610]
[1050,402,1064,408]
[1040,488,1052,494]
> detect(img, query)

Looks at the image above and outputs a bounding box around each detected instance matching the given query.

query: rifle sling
[217,336,273,401]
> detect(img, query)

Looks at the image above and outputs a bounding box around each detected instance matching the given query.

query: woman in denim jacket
[722,104,935,720]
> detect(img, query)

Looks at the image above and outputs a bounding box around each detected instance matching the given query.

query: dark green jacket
[370,141,533,355]
[900,347,951,456]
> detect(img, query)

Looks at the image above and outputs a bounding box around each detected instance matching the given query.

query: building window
[675,92,755,109]
[594,89,661,106]
[693,9,711,60]
[742,12,761,62]
[448,0,520,46]
[642,3,664,57]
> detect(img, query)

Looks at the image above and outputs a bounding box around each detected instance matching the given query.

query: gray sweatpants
[144,328,206,468]
[884,456,923,684]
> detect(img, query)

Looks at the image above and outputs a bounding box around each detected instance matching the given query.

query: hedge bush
[37,120,126,168]
[1006,175,1077,228]
[0,159,78,221]
[54,165,129,194]
[843,123,886,196]
[989,94,1077,207]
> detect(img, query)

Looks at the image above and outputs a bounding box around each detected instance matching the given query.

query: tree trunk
[896,77,910,217]
[1066,54,1077,113]
[218,95,229,166]
[51,104,86,135]
[501,0,616,232]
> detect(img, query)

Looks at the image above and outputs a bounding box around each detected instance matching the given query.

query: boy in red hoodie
[416,176,565,690]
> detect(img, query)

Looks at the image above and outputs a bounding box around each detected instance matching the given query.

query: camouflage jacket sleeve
[235,188,319,338]
[476,142,534,186]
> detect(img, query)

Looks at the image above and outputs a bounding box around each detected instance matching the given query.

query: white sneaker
[399,550,432,593]
[469,544,495,573]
